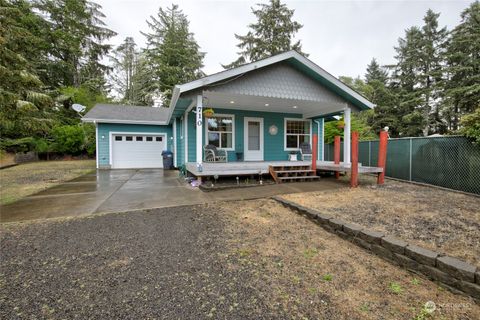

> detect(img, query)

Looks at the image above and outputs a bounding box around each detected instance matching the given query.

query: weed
[411,277,421,285]
[322,274,333,281]
[303,248,318,259]
[292,276,301,285]
[359,302,370,312]
[388,282,403,294]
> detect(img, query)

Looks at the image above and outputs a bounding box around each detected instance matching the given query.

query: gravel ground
[281,175,480,268]
[1,201,479,319]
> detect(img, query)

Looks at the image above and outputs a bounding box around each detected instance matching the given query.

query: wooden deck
[186,161,383,177]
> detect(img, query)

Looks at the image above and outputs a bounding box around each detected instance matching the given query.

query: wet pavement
[0,169,343,223]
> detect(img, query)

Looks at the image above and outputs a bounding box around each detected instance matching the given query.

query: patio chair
[299,142,313,161]
[203,144,228,163]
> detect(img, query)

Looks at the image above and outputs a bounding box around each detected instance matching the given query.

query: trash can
[161,150,174,169]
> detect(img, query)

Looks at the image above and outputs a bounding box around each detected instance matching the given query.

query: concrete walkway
[0,169,344,223]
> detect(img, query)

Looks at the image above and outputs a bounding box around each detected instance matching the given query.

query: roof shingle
[82,104,170,124]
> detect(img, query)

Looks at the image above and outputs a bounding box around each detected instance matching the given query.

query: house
[82,51,375,178]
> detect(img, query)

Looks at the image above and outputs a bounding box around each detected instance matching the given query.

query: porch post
[343,107,351,164]
[196,95,203,169]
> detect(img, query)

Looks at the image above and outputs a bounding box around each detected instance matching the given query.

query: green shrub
[460,108,480,144]
[51,125,85,154]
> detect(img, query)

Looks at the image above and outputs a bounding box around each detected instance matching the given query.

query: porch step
[278,175,320,181]
[269,164,319,184]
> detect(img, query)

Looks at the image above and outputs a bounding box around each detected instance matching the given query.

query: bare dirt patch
[218,199,480,319]
[0,160,95,205]
[280,175,480,268]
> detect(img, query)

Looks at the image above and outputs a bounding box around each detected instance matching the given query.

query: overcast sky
[97,0,470,78]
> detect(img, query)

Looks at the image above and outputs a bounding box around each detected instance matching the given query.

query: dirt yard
[280,175,480,268]
[0,160,95,205]
[1,200,479,319]
[218,199,479,319]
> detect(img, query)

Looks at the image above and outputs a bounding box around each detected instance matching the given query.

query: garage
[111,134,166,169]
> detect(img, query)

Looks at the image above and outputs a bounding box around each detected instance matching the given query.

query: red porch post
[334,136,341,179]
[377,131,388,184]
[350,131,359,188]
[312,134,318,171]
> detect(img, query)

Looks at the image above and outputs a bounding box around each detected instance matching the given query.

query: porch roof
[167,50,375,122]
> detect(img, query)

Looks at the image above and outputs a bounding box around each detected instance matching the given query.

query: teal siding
[183,108,310,164]
[311,117,325,160]
[97,123,173,168]
[175,117,184,167]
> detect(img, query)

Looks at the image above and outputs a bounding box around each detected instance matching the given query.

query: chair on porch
[204,144,228,163]
[299,142,313,161]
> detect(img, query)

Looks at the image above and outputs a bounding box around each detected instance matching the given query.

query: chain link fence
[324,136,480,195]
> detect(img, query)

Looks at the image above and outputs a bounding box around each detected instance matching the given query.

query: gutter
[81,118,169,126]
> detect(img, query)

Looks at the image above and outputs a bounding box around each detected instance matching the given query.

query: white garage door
[112,134,166,169]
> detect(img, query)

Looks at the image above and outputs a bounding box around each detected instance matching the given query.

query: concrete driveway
[0,169,343,223]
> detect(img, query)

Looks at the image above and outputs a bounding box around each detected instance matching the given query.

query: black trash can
[161,150,174,169]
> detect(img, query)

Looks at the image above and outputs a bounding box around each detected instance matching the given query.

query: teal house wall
[182,108,324,165]
[97,123,173,168]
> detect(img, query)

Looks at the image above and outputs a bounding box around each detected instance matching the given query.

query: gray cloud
[98,0,469,78]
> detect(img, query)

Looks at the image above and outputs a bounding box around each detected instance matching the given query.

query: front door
[244,117,264,161]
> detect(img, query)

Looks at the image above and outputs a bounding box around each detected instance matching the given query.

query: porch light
[265,103,269,106]
[292,105,298,109]
[230,100,235,104]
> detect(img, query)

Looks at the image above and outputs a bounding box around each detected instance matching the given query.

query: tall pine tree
[444,1,480,131]
[110,37,140,104]
[142,4,204,106]
[34,0,116,91]
[223,0,306,69]
[0,0,55,140]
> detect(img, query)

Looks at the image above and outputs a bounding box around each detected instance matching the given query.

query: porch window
[206,115,234,149]
[285,119,311,150]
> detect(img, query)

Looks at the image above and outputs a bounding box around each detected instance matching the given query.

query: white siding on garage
[112,134,166,169]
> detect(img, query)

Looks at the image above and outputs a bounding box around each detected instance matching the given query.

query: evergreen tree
[0,0,55,140]
[391,9,448,137]
[142,4,204,106]
[223,0,306,69]
[34,0,116,91]
[443,1,480,131]
[110,37,140,104]
[365,58,388,85]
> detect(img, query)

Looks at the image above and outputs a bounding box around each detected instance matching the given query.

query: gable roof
[82,104,170,125]
[167,50,375,121]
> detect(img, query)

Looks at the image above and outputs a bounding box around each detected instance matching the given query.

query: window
[156,137,162,142]
[136,136,143,141]
[285,119,311,149]
[125,136,133,141]
[146,136,153,142]
[206,115,234,149]
[115,136,122,141]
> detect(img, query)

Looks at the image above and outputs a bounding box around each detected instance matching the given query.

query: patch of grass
[0,160,95,205]
[388,282,403,295]
[303,248,318,259]
[236,248,252,258]
[292,276,301,285]
[322,274,333,281]
[411,277,421,285]
[359,302,370,312]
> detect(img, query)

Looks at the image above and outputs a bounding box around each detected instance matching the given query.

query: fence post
[334,136,341,179]
[377,131,388,184]
[351,132,359,188]
[409,138,412,181]
[368,141,371,166]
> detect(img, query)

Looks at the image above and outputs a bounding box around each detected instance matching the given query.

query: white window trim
[284,118,313,151]
[109,131,168,166]
[204,113,235,151]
